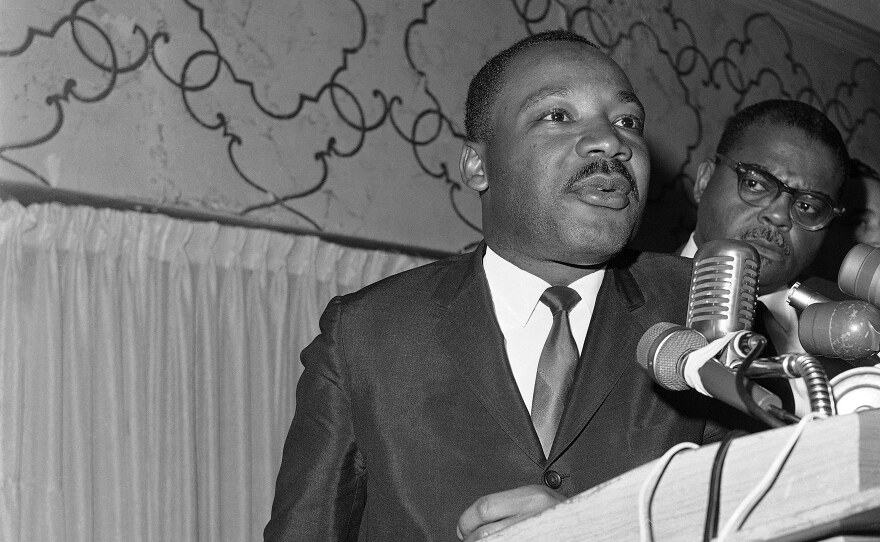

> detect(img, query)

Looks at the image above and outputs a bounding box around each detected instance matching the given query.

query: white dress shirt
[483,246,605,412]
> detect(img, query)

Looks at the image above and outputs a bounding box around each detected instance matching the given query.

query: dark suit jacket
[265,245,755,542]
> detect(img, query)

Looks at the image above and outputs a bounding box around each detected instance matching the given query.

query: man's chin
[584,213,638,243]
[573,233,629,263]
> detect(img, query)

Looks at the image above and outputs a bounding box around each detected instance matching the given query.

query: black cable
[766,404,800,424]
[703,429,748,542]
[733,336,788,428]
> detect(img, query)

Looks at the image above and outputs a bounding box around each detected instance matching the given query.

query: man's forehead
[506,40,618,77]
[501,44,637,103]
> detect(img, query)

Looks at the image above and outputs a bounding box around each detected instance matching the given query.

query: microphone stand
[740,354,835,418]
[733,336,794,428]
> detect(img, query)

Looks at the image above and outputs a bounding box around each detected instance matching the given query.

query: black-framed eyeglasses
[715,154,844,231]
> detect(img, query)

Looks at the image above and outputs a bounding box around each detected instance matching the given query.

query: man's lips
[749,240,785,262]
[570,175,633,210]
[565,159,638,210]
[739,227,790,261]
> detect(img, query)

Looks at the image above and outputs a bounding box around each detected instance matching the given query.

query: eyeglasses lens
[736,167,831,229]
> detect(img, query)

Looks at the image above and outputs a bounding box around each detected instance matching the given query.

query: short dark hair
[464,30,599,144]
[716,99,850,194]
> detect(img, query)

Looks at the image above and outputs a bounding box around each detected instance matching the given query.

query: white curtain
[0,200,432,541]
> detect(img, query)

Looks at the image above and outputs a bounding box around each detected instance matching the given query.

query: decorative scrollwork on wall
[147,0,378,229]
[0,0,877,252]
[0,0,152,185]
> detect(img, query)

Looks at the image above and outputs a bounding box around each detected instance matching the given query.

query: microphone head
[786,281,832,312]
[687,239,760,341]
[798,300,880,360]
[636,322,708,391]
[838,243,880,307]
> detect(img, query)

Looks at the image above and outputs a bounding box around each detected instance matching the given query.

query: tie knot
[540,286,581,315]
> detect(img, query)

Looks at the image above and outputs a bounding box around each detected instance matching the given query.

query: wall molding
[0,179,454,260]
[730,0,880,58]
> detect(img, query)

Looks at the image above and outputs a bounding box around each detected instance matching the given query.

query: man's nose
[574,120,632,161]
[758,192,793,230]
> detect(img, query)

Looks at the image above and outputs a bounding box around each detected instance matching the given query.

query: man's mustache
[565,159,639,201]
[739,226,791,256]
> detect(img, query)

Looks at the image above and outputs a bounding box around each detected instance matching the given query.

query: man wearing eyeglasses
[681,99,851,415]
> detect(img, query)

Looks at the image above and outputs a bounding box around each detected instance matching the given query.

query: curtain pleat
[0,200,432,541]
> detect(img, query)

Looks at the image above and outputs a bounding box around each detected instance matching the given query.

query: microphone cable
[716,412,823,541]
[637,413,821,542]
[638,441,700,542]
[702,429,748,542]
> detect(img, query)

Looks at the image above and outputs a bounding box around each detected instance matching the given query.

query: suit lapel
[550,258,645,459]
[435,245,545,465]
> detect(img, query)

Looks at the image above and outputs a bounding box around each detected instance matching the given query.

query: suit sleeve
[265,297,367,542]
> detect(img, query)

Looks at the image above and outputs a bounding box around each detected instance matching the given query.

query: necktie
[532,285,581,457]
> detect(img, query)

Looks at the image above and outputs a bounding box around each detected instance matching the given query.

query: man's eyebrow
[743,162,836,201]
[519,85,572,113]
[517,86,646,118]
[618,90,645,118]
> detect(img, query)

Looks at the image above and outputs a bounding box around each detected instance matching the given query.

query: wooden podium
[490,409,880,541]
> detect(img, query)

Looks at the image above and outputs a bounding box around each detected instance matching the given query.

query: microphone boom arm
[739,353,835,417]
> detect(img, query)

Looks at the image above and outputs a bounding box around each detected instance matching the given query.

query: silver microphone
[636,322,782,415]
[839,243,880,307]
[687,239,761,365]
[635,322,708,391]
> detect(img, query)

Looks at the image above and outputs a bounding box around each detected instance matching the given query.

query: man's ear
[693,159,715,204]
[460,142,488,193]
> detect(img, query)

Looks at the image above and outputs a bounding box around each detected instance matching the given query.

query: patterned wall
[1,0,878,253]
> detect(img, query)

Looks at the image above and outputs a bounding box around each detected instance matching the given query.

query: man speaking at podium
[266,30,756,542]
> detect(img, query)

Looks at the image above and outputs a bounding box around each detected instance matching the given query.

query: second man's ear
[460,142,488,193]
[693,159,716,204]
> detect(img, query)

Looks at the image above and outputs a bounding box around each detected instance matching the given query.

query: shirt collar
[483,246,605,327]
[758,288,798,332]
[680,232,698,258]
